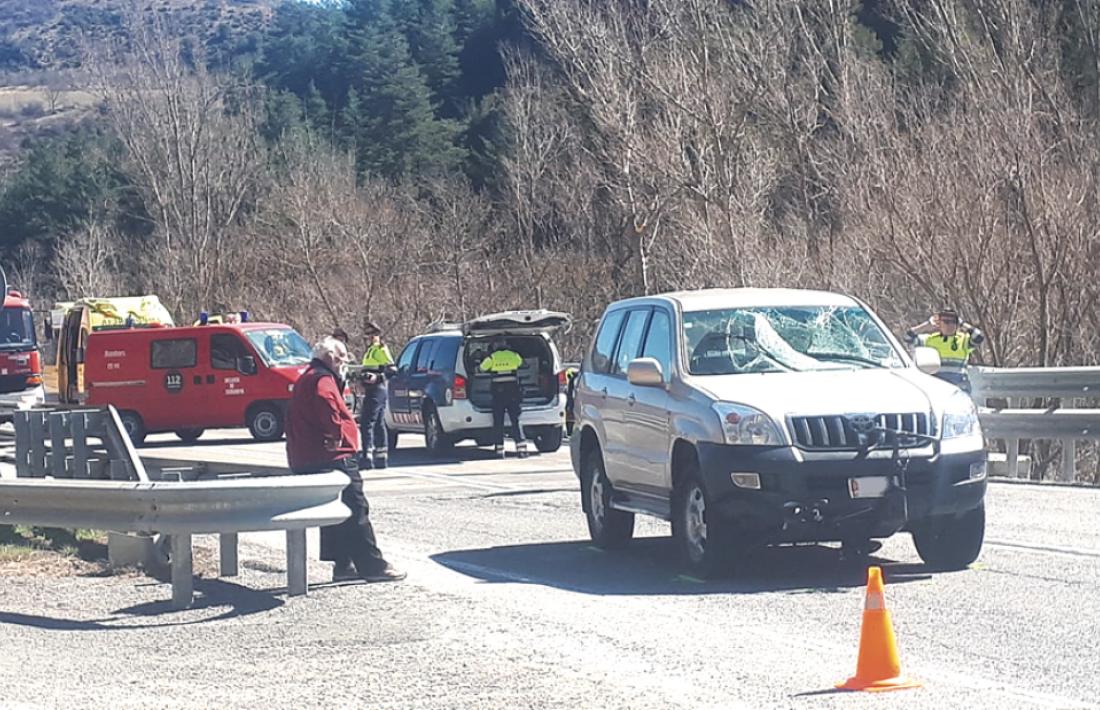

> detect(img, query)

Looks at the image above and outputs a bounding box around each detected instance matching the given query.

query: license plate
[848,476,891,499]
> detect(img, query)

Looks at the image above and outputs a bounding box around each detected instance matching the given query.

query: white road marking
[986,539,1100,559]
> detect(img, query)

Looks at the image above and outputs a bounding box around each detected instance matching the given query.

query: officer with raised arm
[905,308,985,392]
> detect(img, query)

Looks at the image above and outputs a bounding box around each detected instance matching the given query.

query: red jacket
[286,360,360,472]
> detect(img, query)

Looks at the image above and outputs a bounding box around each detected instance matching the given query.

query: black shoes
[333,563,406,583]
[360,565,407,583]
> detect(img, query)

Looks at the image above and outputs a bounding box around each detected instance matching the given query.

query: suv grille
[789,413,930,450]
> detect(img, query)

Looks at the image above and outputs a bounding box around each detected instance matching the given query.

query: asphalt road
[2,430,1099,709]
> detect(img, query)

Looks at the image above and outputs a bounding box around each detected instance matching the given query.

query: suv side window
[396,341,418,373]
[640,309,673,379]
[415,338,436,372]
[591,310,626,374]
[612,309,651,375]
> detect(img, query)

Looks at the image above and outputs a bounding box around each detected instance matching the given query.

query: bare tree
[83,10,264,317]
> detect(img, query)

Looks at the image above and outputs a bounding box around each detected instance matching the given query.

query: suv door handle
[627,393,636,406]
[600,387,608,398]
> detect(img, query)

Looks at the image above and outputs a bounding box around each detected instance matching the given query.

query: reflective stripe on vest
[362,344,393,369]
[921,333,972,372]
[481,350,523,380]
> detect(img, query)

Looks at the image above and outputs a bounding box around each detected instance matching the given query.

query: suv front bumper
[696,442,986,543]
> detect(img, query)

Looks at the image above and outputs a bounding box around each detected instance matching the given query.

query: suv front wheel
[673,465,736,578]
[912,503,985,570]
[581,450,634,548]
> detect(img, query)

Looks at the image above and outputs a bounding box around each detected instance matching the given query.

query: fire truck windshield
[0,307,36,351]
[246,328,312,367]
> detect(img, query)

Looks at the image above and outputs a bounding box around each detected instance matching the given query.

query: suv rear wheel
[423,406,452,453]
[533,426,564,453]
[581,449,634,548]
[673,464,736,578]
[912,503,985,570]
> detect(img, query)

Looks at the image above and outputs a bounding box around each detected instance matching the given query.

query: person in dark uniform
[480,339,527,458]
[285,336,404,583]
[358,321,395,470]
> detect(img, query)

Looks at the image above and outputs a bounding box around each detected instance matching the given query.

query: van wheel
[673,464,736,578]
[248,404,284,442]
[912,503,985,571]
[174,428,204,444]
[533,426,564,453]
[581,449,634,548]
[118,411,146,446]
[423,406,451,453]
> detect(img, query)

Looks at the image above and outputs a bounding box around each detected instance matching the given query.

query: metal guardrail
[1,405,352,609]
[970,366,1100,482]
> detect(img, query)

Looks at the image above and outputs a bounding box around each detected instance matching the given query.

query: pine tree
[340,0,465,178]
[390,0,462,114]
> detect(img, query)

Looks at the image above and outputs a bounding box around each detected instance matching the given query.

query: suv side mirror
[913,346,940,375]
[237,355,258,375]
[627,357,665,387]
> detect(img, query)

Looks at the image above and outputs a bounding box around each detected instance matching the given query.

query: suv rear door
[463,310,571,337]
[388,339,422,428]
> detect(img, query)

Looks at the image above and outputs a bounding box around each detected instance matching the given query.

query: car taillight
[25,375,42,386]
[453,374,467,399]
[558,370,568,388]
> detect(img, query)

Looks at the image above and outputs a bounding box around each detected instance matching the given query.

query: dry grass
[0,526,112,577]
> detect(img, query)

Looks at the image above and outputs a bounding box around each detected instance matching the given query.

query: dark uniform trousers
[491,380,525,446]
[295,457,386,575]
[360,382,388,457]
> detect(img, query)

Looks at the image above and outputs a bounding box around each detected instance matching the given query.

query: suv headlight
[942,391,980,439]
[713,403,784,446]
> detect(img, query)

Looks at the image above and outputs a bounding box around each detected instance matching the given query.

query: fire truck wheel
[119,411,147,446]
[175,428,204,444]
[248,404,284,442]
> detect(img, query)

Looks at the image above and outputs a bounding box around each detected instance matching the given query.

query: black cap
[331,328,349,343]
[364,321,381,335]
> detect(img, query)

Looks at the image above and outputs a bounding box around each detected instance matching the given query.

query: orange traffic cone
[836,566,921,692]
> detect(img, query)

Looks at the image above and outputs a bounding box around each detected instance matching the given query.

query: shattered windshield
[245,328,312,367]
[683,305,904,375]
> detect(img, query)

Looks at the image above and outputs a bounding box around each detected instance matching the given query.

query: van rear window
[151,339,197,369]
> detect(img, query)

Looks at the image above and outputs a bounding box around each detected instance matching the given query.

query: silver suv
[570,288,987,576]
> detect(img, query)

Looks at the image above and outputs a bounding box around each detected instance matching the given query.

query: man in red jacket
[286,336,405,583]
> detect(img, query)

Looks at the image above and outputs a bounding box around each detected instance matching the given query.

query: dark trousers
[491,380,524,446]
[360,383,388,457]
[305,457,387,575]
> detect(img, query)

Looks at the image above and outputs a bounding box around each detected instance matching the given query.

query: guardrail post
[48,412,68,478]
[70,412,90,479]
[171,534,194,610]
[219,533,239,577]
[13,411,30,476]
[1060,440,1076,483]
[1006,438,1021,479]
[28,411,47,477]
[286,528,307,597]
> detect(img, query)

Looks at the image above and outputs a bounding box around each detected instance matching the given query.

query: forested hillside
[2,0,1099,379]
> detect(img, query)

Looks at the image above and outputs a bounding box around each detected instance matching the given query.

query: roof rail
[425,319,462,333]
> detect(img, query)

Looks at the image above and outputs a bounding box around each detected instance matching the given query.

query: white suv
[570,289,987,576]
[386,311,572,453]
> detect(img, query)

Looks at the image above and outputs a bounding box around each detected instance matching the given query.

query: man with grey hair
[285,336,405,583]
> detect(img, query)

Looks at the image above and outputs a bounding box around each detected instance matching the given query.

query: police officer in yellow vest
[359,322,395,469]
[905,308,984,392]
[480,339,527,458]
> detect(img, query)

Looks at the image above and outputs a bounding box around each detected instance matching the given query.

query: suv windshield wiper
[809,352,885,368]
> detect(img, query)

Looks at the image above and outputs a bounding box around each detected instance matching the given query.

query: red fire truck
[0,288,45,412]
[81,320,314,444]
